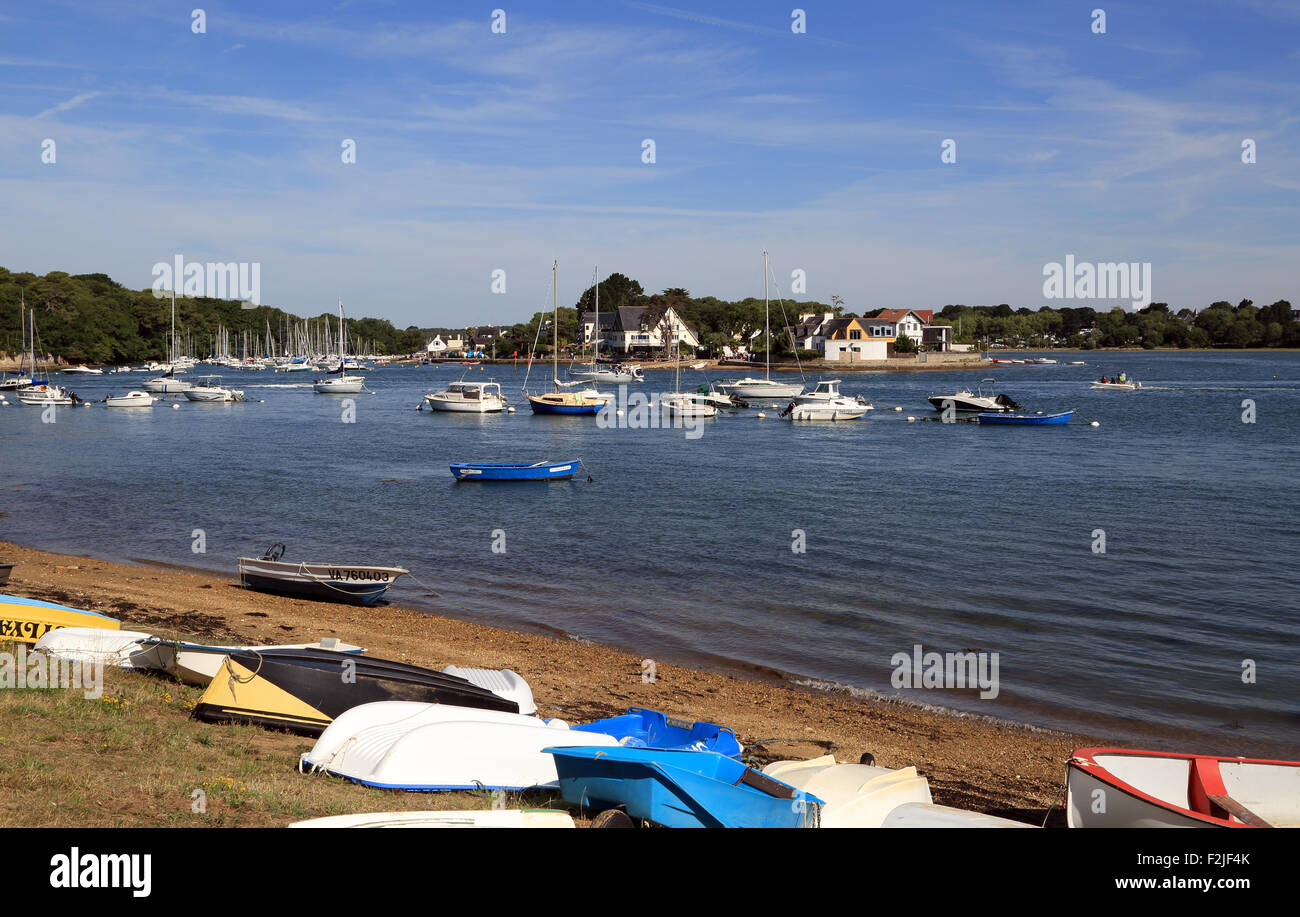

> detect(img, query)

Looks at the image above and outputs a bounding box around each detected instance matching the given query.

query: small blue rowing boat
[545,746,822,828]
[568,707,743,758]
[977,410,1074,425]
[450,459,580,481]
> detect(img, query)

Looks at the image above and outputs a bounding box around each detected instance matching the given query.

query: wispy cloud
[34,90,102,118]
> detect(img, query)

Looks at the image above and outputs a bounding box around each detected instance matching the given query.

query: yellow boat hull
[0,594,121,644]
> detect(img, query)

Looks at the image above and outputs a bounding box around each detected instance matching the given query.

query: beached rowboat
[193,648,521,736]
[289,810,575,828]
[238,545,407,606]
[1066,747,1299,828]
[0,593,119,643]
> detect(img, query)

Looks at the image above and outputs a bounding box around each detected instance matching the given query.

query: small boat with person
[1066,747,1299,828]
[237,543,408,605]
[450,459,581,481]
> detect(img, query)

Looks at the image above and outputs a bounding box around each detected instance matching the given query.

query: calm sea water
[1,352,1296,756]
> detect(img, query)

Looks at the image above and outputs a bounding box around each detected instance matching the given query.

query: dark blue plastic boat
[544,746,822,828]
[569,707,743,758]
[450,459,580,481]
[977,410,1074,425]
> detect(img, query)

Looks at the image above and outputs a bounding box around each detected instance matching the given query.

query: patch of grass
[0,663,583,827]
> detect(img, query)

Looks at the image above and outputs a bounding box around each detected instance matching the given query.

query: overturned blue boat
[545,746,822,828]
[450,459,581,481]
[977,410,1074,425]
[569,707,743,758]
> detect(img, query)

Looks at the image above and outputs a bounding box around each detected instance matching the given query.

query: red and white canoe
[1067,747,1299,828]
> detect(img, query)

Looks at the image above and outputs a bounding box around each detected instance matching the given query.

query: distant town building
[580,305,700,354]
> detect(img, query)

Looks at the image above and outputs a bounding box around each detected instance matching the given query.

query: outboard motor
[261,542,286,562]
[994,393,1023,412]
[779,401,795,418]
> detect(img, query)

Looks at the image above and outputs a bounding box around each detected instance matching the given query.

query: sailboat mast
[763,249,770,381]
[552,260,559,383]
[171,287,177,366]
[594,264,599,364]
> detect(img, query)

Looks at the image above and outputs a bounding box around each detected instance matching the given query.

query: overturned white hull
[289,809,575,828]
[300,701,618,791]
[762,755,932,827]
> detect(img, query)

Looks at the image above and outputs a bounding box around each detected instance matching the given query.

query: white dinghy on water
[1067,747,1299,828]
[299,701,616,791]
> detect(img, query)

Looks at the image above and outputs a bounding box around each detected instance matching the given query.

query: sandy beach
[0,539,1095,827]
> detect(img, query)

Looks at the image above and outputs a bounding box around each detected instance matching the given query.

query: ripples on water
[1,352,1296,755]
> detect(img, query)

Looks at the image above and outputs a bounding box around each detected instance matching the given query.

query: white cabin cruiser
[184,376,245,402]
[927,379,1022,413]
[62,364,102,375]
[17,383,76,406]
[661,393,718,418]
[780,379,872,421]
[424,381,508,413]
[105,391,157,408]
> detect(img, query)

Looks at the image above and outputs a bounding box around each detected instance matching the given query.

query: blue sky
[1,0,1296,326]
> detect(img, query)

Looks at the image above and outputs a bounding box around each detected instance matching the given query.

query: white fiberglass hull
[314,376,365,394]
[105,392,157,407]
[661,395,718,417]
[1090,381,1140,390]
[184,387,245,402]
[141,378,192,393]
[717,378,804,399]
[289,810,575,828]
[784,403,869,421]
[424,393,506,413]
[762,755,932,828]
[300,702,618,791]
[18,386,73,405]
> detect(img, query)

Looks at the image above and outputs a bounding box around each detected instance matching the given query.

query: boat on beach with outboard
[237,544,408,606]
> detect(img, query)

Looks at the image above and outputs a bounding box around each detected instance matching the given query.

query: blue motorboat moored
[545,746,822,828]
[568,707,743,758]
[450,459,581,481]
[976,410,1074,425]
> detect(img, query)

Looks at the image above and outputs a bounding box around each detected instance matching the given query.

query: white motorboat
[781,379,872,420]
[1090,379,1141,390]
[716,251,805,400]
[62,365,103,375]
[314,300,367,394]
[289,810,575,828]
[299,701,618,791]
[927,379,1022,413]
[424,380,507,413]
[1066,747,1299,828]
[761,755,932,828]
[17,383,75,406]
[0,375,33,391]
[661,393,718,418]
[238,544,408,605]
[568,364,643,383]
[105,391,157,408]
[183,376,245,402]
